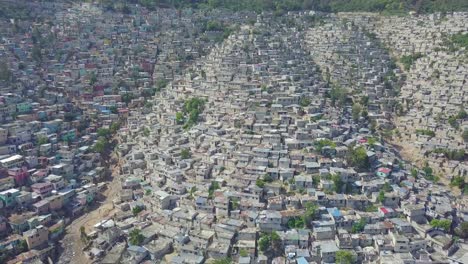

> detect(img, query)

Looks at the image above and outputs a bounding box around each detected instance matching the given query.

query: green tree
[208,181,220,199]
[129,229,144,246]
[351,218,366,233]
[109,106,118,114]
[303,202,318,228]
[37,135,48,145]
[329,86,347,107]
[181,148,191,159]
[377,190,385,203]
[336,250,355,264]
[32,45,42,63]
[211,258,232,264]
[332,173,344,193]
[430,219,451,232]
[455,222,468,238]
[256,178,265,188]
[89,72,97,85]
[132,205,144,215]
[347,146,370,171]
[93,137,108,154]
[382,182,392,192]
[352,103,362,122]
[97,128,111,138]
[0,60,12,82]
[258,232,281,253]
[176,112,185,124]
[299,97,311,107]
[143,127,150,137]
[463,130,468,142]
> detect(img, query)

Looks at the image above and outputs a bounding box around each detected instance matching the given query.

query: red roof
[378,168,392,174]
[380,207,389,214]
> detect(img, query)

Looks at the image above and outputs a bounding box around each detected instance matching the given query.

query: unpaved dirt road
[57,152,123,264]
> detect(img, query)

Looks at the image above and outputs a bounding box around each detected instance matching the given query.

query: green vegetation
[93,137,108,154]
[258,232,281,252]
[303,202,319,228]
[287,217,305,229]
[332,174,344,193]
[299,97,311,107]
[0,60,12,82]
[129,229,145,246]
[239,248,248,257]
[180,148,191,159]
[351,218,367,233]
[419,163,439,182]
[132,205,144,215]
[400,53,423,71]
[416,129,435,137]
[315,139,337,152]
[463,130,468,142]
[89,72,97,85]
[430,219,451,232]
[336,250,355,264]
[429,148,465,161]
[450,176,466,193]
[448,115,460,129]
[455,222,468,238]
[211,258,232,264]
[352,103,362,121]
[37,135,48,145]
[445,33,468,52]
[208,181,220,199]
[256,178,265,188]
[122,93,135,105]
[365,205,377,212]
[382,182,393,192]
[177,97,206,129]
[329,86,348,107]
[377,190,385,203]
[347,145,370,171]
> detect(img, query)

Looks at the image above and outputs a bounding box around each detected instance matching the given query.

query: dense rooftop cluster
[0,1,467,264]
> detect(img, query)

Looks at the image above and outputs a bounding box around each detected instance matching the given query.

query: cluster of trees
[208,181,220,199]
[415,129,435,137]
[132,205,144,215]
[347,145,370,171]
[258,231,281,253]
[329,86,348,107]
[336,250,356,264]
[287,216,305,229]
[180,148,191,159]
[299,97,311,107]
[129,229,144,245]
[314,139,336,152]
[430,219,451,232]
[463,130,468,142]
[400,53,423,71]
[450,175,466,193]
[256,174,273,188]
[351,218,367,233]
[176,97,206,129]
[429,148,465,161]
[445,33,468,52]
[447,108,467,129]
[93,122,121,154]
[0,61,12,82]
